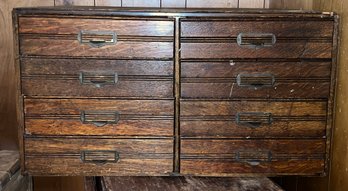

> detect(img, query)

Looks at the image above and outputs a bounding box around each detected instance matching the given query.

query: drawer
[22,75,173,98]
[181,139,325,175]
[19,17,174,36]
[20,38,173,59]
[25,138,173,176]
[21,58,173,76]
[181,81,330,99]
[24,99,173,136]
[181,61,331,78]
[181,20,333,38]
[181,42,332,59]
[181,100,326,138]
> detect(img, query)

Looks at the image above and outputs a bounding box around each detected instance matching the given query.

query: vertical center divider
[174,17,181,174]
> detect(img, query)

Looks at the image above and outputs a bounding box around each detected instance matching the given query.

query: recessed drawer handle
[236,151,272,166]
[237,33,276,48]
[79,72,118,88]
[236,112,273,128]
[80,111,120,127]
[237,73,275,89]
[78,30,117,48]
[81,150,120,165]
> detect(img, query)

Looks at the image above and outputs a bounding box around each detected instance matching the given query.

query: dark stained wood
[181,139,325,154]
[180,100,327,116]
[25,138,173,154]
[180,121,326,138]
[181,42,332,59]
[21,59,173,76]
[25,119,173,136]
[26,157,173,176]
[181,82,330,99]
[22,79,173,97]
[20,39,173,59]
[181,21,334,37]
[101,176,284,191]
[24,99,173,115]
[181,61,331,78]
[19,17,174,36]
[181,139,325,175]
[181,160,324,175]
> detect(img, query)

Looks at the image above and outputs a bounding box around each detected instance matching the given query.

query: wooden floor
[97,176,283,191]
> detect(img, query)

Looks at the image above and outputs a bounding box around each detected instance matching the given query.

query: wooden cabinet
[13,7,338,176]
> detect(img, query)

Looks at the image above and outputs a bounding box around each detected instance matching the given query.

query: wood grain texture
[24,99,173,115]
[181,61,331,78]
[19,17,174,36]
[33,177,84,191]
[22,79,173,97]
[21,59,173,76]
[20,39,173,59]
[180,100,327,116]
[55,0,94,6]
[180,121,326,138]
[186,0,238,8]
[181,42,332,59]
[122,0,160,7]
[181,82,330,99]
[26,157,173,176]
[181,21,334,38]
[95,0,121,6]
[239,0,265,8]
[101,177,284,191]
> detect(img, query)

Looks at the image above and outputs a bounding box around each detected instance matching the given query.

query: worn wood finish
[180,121,326,138]
[19,17,174,36]
[101,176,284,191]
[26,157,173,176]
[181,21,333,37]
[25,119,173,136]
[181,42,332,59]
[181,82,330,99]
[20,39,173,59]
[180,100,327,116]
[13,8,337,179]
[21,59,173,76]
[181,160,324,175]
[181,139,325,175]
[22,79,173,97]
[24,99,173,115]
[25,138,173,154]
[181,61,331,78]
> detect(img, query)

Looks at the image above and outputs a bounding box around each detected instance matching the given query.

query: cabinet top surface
[13,7,336,19]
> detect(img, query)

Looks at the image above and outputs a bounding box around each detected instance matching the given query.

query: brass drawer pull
[79,72,118,88]
[81,150,120,165]
[80,111,120,127]
[236,151,272,166]
[237,73,275,89]
[237,33,276,48]
[77,30,117,48]
[236,112,273,128]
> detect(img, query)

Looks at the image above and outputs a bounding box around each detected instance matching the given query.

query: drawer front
[22,78,173,97]
[21,59,173,76]
[20,38,173,59]
[19,17,174,36]
[181,42,332,59]
[25,138,173,176]
[181,20,333,38]
[24,99,173,136]
[181,139,325,175]
[181,100,326,138]
[181,61,331,78]
[181,81,329,99]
